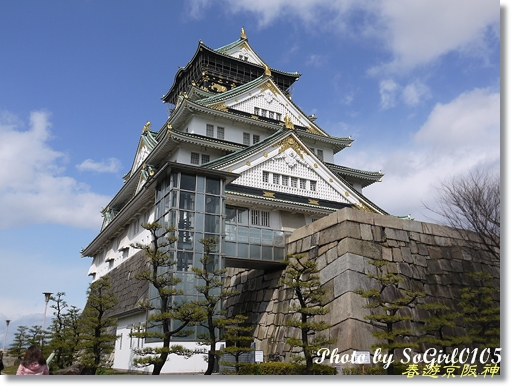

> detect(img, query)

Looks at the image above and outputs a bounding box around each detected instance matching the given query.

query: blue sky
[0,0,501,351]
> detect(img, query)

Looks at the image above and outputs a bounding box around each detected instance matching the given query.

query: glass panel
[225,207,237,223]
[163,212,171,229]
[250,244,261,259]
[238,226,249,243]
[250,228,261,244]
[261,229,273,245]
[238,243,249,258]
[197,176,205,193]
[237,208,249,225]
[178,231,194,250]
[196,193,205,212]
[181,174,196,191]
[164,194,170,213]
[178,211,194,230]
[177,251,193,272]
[195,213,204,232]
[179,192,195,211]
[171,191,177,208]
[274,247,285,261]
[164,175,171,194]
[169,210,176,230]
[225,242,236,256]
[194,253,203,268]
[204,214,219,233]
[206,178,220,195]
[274,231,285,247]
[205,195,220,214]
[194,233,204,252]
[262,246,273,260]
[172,172,178,188]
[225,224,237,242]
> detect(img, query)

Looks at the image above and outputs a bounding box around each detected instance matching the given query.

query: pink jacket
[16,362,49,375]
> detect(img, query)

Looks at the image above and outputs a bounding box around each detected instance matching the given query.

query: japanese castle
[81,28,387,373]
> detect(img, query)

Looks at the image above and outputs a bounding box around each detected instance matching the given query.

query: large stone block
[318,222,346,246]
[329,318,379,354]
[334,270,374,298]
[373,212,405,229]
[337,237,364,256]
[327,290,369,323]
[360,223,373,240]
[337,207,375,225]
[402,219,424,233]
[384,227,410,242]
[320,253,367,284]
[361,240,382,260]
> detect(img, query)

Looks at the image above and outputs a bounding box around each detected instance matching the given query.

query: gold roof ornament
[142,121,151,133]
[264,64,271,77]
[284,114,294,130]
[241,27,247,40]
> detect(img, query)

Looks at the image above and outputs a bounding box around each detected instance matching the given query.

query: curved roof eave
[168,98,284,132]
[209,40,301,78]
[325,162,384,184]
[162,40,301,103]
[195,75,332,138]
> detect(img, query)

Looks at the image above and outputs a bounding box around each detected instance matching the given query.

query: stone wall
[224,207,499,362]
[105,250,148,318]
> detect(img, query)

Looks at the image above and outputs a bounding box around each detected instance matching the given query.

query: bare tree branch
[424,168,500,261]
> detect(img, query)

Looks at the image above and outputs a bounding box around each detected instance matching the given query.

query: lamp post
[40,292,53,347]
[2,320,10,352]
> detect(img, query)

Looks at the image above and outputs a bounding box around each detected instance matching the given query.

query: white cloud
[379,79,399,109]
[194,0,498,74]
[306,54,327,67]
[369,0,499,74]
[337,87,499,221]
[0,111,111,230]
[402,80,431,106]
[414,88,499,153]
[76,157,122,173]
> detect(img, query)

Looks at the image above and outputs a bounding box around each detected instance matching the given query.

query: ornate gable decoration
[213,132,372,207]
[218,40,264,66]
[213,79,316,131]
[132,143,150,174]
[273,137,306,159]
[130,122,158,177]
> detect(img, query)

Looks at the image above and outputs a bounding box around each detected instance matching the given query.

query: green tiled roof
[213,39,300,77]
[324,162,383,180]
[196,75,268,106]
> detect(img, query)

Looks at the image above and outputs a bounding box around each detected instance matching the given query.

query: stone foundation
[224,207,499,363]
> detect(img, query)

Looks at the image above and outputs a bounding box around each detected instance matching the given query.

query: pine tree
[418,302,461,351]
[27,325,43,349]
[356,259,424,375]
[191,237,238,375]
[130,222,202,375]
[217,314,255,374]
[10,325,29,359]
[47,292,69,369]
[78,275,118,375]
[280,253,334,375]
[61,305,82,367]
[46,292,82,370]
[457,272,500,348]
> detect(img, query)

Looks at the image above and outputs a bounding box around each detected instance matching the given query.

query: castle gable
[129,123,158,177]
[213,131,369,208]
[201,77,327,136]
